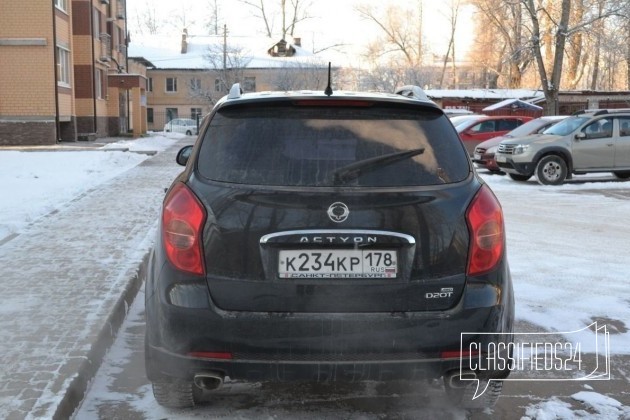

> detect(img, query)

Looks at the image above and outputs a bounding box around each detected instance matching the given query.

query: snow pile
[523,391,629,419]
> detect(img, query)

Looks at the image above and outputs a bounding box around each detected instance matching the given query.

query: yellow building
[0,0,147,145]
[129,32,328,131]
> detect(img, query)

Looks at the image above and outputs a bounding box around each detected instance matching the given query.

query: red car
[453,115,533,155]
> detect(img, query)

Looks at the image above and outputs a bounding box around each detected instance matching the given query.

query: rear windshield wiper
[331,148,425,185]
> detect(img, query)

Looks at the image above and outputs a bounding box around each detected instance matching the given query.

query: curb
[52,253,149,420]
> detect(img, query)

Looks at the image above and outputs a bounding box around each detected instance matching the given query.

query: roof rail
[573,108,630,116]
[394,85,430,102]
[228,83,242,100]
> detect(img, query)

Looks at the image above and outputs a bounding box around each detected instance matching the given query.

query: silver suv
[495,109,630,185]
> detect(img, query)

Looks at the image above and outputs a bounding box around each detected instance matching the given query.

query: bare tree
[166,3,198,34]
[272,60,328,90]
[355,2,425,67]
[439,0,462,89]
[471,0,533,88]
[134,1,161,35]
[564,0,586,89]
[188,28,253,104]
[239,0,312,39]
[205,0,221,35]
[521,0,623,114]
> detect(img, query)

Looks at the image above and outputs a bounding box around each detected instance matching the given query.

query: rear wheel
[613,171,630,179]
[535,155,567,185]
[152,378,202,408]
[508,173,531,182]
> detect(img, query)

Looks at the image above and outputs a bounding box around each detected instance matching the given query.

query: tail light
[162,183,206,276]
[466,185,504,276]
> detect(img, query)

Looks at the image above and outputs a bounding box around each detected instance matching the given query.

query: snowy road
[74,171,630,419]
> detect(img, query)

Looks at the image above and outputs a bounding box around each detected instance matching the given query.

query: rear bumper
[146,343,505,382]
[145,261,514,383]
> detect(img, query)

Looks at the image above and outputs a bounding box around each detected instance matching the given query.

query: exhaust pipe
[447,370,477,389]
[194,372,225,390]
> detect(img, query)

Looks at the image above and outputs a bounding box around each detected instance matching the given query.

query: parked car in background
[473,116,567,173]
[164,118,198,136]
[449,114,484,128]
[495,109,630,184]
[444,108,474,117]
[455,115,533,155]
[145,83,514,410]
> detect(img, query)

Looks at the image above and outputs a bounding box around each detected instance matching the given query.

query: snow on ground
[480,172,630,356]
[0,133,183,242]
[523,389,630,419]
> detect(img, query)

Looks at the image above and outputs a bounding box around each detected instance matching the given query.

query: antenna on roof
[324,62,333,96]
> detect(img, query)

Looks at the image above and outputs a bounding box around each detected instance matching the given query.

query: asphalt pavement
[0,137,188,419]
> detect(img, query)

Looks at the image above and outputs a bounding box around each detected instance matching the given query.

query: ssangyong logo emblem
[327,202,350,223]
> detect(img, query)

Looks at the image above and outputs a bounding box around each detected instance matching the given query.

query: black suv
[145,83,514,409]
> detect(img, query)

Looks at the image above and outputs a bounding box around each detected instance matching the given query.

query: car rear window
[197,103,470,187]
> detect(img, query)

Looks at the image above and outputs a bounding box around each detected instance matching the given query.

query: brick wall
[0,121,56,146]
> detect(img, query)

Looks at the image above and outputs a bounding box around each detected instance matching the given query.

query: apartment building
[0,0,147,146]
[129,32,328,131]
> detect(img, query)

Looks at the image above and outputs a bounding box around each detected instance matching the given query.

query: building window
[214,78,224,92]
[147,77,153,92]
[243,76,256,92]
[166,108,178,121]
[190,78,201,90]
[166,77,177,92]
[147,108,154,123]
[191,108,202,120]
[95,69,102,99]
[93,8,101,38]
[56,47,71,86]
[55,0,68,12]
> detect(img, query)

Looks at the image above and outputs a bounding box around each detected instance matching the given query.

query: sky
[2,131,629,418]
[126,0,475,64]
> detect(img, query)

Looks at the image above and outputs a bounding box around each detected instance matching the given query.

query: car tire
[444,378,503,410]
[186,130,192,136]
[535,155,567,185]
[613,171,630,179]
[151,378,201,408]
[508,173,531,182]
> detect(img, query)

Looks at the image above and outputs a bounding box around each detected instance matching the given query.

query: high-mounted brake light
[294,100,373,107]
[188,351,233,360]
[466,185,504,276]
[162,183,206,276]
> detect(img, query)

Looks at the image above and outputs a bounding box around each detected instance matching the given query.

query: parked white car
[163,118,198,136]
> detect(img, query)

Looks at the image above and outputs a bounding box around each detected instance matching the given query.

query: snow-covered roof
[483,98,543,111]
[128,34,326,70]
[425,89,544,101]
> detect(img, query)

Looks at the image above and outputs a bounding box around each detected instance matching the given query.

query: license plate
[473,153,481,161]
[496,154,507,163]
[278,250,398,278]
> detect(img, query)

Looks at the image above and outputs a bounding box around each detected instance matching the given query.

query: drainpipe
[52,3,61,142]
[90,3,98,133]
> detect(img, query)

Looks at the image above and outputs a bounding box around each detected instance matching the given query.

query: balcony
[99,33,112,62]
